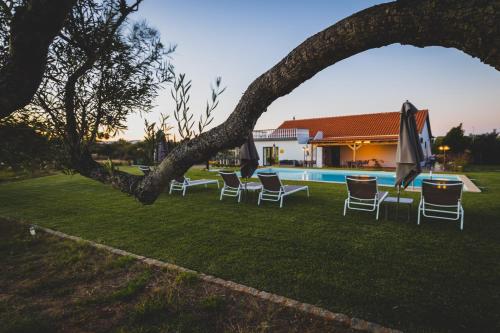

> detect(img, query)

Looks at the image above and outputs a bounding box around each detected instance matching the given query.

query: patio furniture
[257,172,309,208]
[418,179,464,230]
[219,171,262,202]
[138,165,152,175]
[343,176,388,220]
[169,176,219,196]
[383,196,414,221]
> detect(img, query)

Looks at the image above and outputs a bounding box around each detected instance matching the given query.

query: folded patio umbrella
[395,101,425,218]
[240,135,259,179]
[395,101,425,189]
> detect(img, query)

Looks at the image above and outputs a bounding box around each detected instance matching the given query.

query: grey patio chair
[219,171,262,202]
[257,172,309,208]
[418,179,464,230]
[169,175,219,196]
[343,176,388,220]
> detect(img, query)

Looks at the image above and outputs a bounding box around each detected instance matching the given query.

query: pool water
[253,168,461,188]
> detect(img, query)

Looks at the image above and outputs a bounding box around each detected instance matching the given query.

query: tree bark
[0,0,77,119]
[85,0,500,204]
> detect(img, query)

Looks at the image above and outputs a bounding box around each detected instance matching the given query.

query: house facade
[253,110,433,168]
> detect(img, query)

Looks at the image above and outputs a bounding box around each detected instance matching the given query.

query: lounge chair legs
[460,207,464,230]
[417,204,422,226]
[343,199,348,216]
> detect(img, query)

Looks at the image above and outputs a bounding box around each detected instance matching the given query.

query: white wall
[254,140,306,166]
[420,121,433,160]
[316,147,323,167]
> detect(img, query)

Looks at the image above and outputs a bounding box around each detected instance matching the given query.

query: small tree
[168,72,225,169]
[170,72,225,141]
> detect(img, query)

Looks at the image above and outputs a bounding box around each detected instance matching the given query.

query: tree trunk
[0,0,76,119]
[82,0,500,204]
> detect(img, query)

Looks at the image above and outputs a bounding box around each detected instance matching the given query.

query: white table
[242,182,262,202]
[383,196,414,221]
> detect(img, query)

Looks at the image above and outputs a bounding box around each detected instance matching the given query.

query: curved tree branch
[0,0,77,119]
[86,0,500,204]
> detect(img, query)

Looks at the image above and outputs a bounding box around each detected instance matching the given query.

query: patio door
[263,146,277,166]
[324,147,340,167]
[331,147,340,167]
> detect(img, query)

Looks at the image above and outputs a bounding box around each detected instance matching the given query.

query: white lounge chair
[169,176,219,196]
[219,171,262,202]
[257,172,309,208]
[343,176,388,220]
[138,165,152,175]
[418,179,464,230]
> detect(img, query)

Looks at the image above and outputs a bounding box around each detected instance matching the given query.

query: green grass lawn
[1,166,499,332]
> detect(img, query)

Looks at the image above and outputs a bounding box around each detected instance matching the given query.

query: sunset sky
[120,0,500,140]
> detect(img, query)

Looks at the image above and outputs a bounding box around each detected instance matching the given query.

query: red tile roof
[278,110,430,142]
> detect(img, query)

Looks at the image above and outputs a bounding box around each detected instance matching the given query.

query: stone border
[457,174,481,193]
[34,225,403,333]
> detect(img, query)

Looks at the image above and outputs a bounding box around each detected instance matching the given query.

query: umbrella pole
[396,185,401,220]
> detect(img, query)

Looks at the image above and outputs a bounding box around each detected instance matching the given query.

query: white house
[253,110,433,168]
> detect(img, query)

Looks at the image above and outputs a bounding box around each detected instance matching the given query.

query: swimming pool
[253,167,463,189]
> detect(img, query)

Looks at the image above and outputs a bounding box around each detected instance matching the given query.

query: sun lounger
[343,176,388,220]
[169,176,219,196]
[257,172,309,208]
[138,165,152,175]
[219,171,262,202]
[418,179,464,230]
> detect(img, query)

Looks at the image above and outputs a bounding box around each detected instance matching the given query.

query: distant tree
[469,130,500,164]
[0,115,59,172]
[432,136,444,154]
[442,123,470,154]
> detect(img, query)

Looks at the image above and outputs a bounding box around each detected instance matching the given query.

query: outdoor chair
[169,176,219,196]
[418,179,464,230]
[343,176,388,220]
[138,165,152,175]
[219,171,262,202]
[257,172,309,208]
